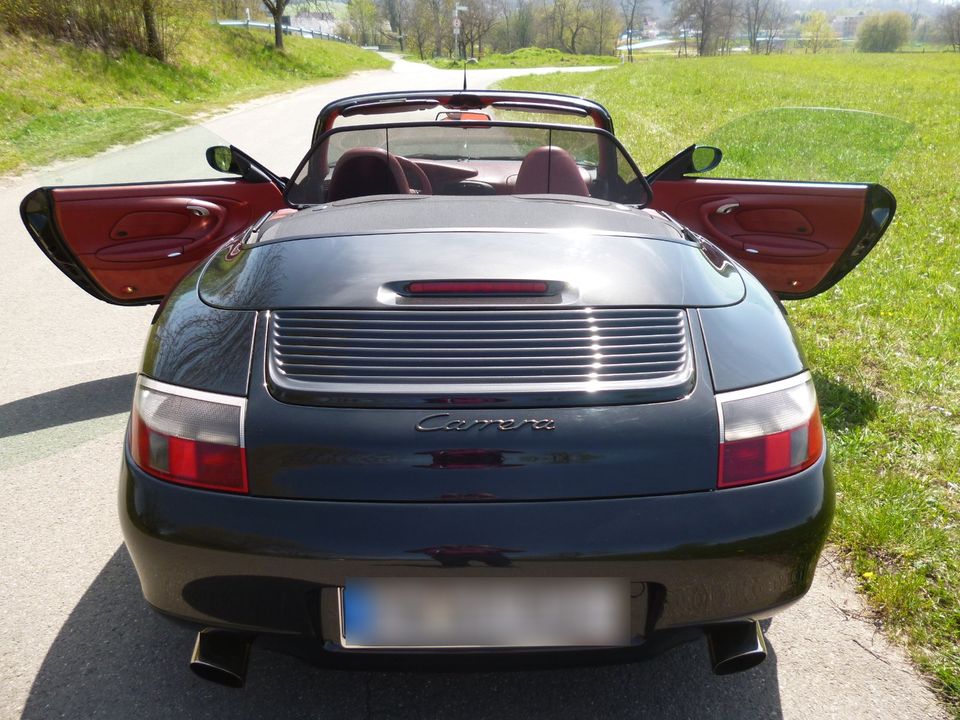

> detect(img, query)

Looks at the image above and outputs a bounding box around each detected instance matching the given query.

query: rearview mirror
[206,146,243,175]
[437,111,492,122]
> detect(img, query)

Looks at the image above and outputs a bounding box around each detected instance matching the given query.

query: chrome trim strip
[137,376,247,406]
[136,375,248,446]
[680,179,866,190]
[715,370,813,441]
[268,308,694,403]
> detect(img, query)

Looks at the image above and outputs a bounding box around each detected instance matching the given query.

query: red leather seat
[326,147,411,202]
[513,146,590,197]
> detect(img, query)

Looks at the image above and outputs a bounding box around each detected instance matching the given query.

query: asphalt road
[0,55,949,720]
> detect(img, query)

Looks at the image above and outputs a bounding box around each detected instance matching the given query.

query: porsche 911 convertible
[20,90,896,687]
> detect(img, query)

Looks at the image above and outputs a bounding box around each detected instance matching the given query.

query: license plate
[340,578,629,649]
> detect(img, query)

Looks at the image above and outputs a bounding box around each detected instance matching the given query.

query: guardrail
[217,19,351,44]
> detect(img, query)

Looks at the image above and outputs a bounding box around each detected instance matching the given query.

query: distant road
[0,55,947,720]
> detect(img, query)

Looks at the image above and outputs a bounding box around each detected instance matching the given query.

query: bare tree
[565,0,592,52]
[261,0,290,49]
[619,0,645,61]
[461,0,500,56]
[497,0,534,51]
[379,0,410,49]
[674,0,723,55]
[939,4,960,51]
[593,0,617,54]
[760,0,786,53]
[742,0,768,53]
[713,0,740,54]
[141,0,163,58]
[513,0,535,48]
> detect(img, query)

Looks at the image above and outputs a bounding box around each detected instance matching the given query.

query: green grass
[500,53,960,714]
[0,26,388,175]
[422,46,619,69]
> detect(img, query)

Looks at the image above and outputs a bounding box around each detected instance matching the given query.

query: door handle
[714,202,740,215]
[181,199,226,246]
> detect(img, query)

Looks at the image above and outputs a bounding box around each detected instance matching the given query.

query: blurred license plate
[341,578,629,648]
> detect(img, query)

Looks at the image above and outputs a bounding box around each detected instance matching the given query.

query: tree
[563,0,592,53]
[713,0,740,54]
[673,0,724,56]
[593,0,618,55]
[510,0,535,49]
[142,0,163,59]
[409,0,434,57]
[380,0,410,49]
[620,0,646,61]
[802,10,835,54]
[461,0,499,57]
[856,11,911,53]
[262,0,290,49]
[742,0,769,53]
[760,0,786,53]
[348,0,381,45]
[941,5,960,52]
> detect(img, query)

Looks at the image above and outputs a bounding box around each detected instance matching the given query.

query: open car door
[20,138,285,306]
[646,108,906,299]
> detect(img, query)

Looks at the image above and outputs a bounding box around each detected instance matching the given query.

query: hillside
[0,25,388,176]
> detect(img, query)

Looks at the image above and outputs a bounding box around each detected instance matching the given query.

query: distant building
[833,14,865,40]
[618,17,660,43]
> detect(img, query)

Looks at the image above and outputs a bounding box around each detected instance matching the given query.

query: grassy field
[501,53,960,713]
[0,26,388,176]
[422,47,619,69]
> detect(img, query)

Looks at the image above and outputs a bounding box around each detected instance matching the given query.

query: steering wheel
[397,156,432,195]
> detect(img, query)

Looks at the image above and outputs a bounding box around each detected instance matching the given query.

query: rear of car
[120,200,832,670]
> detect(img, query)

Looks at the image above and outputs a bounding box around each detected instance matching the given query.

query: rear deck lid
[199,229,744,310]
[243,317,720,501]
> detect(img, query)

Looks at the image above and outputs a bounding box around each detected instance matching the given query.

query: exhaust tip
[190,628,252,688]
[706,621,767,675]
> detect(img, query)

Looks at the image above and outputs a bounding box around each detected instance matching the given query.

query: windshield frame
[312,90,617,142]
[284,119,653,209]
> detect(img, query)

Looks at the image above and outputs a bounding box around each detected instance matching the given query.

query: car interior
[284,121,650,207]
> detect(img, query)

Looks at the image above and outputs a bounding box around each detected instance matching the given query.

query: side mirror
[690,146,722,174]
[205,145,279,186]
[645,144,723,185]
[206,146,243,175]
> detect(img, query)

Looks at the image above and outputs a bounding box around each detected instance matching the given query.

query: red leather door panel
[21,179,285,305]
[649,179,894,298]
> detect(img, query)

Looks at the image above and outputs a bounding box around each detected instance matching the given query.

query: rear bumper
[120,445,833,654]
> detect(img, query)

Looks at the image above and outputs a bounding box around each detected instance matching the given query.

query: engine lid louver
[266,307,694,408]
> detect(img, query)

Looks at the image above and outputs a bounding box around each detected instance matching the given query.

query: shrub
[855,11,912,53]
[0,0,196,60]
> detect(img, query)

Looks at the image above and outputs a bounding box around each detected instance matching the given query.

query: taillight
[130,377,247,493]
[406,281,549,295]
[717,372,823,489]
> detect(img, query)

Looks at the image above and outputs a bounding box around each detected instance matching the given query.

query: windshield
[286,122,650,207]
